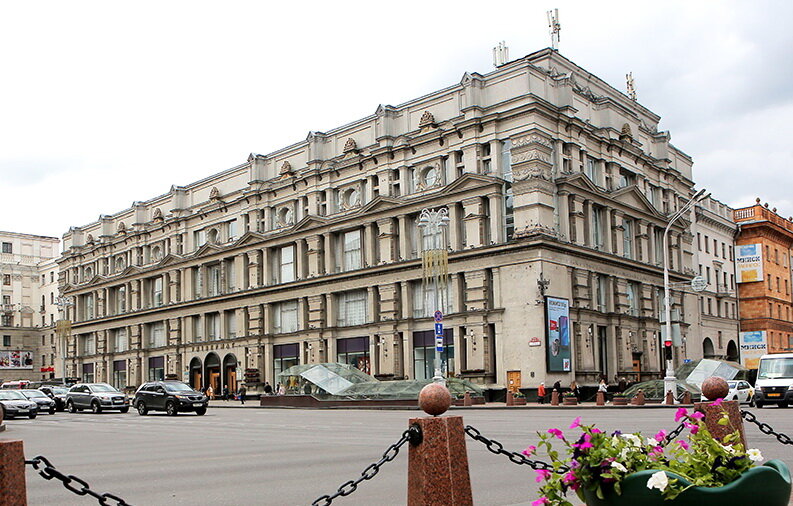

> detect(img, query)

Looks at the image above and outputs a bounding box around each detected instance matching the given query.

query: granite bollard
[550,389,559,406]
[695,376,747,448]
[0,440,27,506]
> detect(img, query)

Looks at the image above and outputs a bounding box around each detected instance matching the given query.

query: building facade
[733,200,793,361]
[59,48,700,395]
[690,197,740,362]
[0,231,61,383]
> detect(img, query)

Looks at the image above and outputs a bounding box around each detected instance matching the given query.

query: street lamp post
[662,189,708,402]
[55,296,74,386]
[417,207,450,384]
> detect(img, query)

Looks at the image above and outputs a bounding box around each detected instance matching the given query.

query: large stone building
[59,48,700,395]
[0,231,61,383]
[690,196,740,362]
[733,200,793,361]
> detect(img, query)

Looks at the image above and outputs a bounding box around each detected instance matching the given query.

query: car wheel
[778,401,788,408]
[195,407,207,416]
[119,407,129,414]
[91,401,102,414]
[166,401,178,416]
[756,401,764,409]
[137,402,148,416]
[67,400,77,413]
[49,408,56,415]
[29,413,37,419]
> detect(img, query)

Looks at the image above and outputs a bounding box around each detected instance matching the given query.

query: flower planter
[612,397,629,405]
[582,459,791,506]
[514,397,527,406]
[562,397,578,406]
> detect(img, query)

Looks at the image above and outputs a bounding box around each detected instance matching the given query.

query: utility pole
[55,296,74,386]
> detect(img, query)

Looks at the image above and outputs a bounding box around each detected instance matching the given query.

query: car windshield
[21,390,47,398]
[758,357,793,380]
[51,388,68,395]
[163,382,194,393]
[0,391,26,400]
[89,384,119,393]
[727,381,737,388]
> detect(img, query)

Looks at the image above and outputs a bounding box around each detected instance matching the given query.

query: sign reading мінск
[739,331,768,370]
[736,243,763,283]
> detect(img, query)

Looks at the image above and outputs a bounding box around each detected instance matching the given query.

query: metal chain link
[464,425,569,473]
[311,428,413,506]
[662,422,687,446]
[25,456,131,506]
[742,410,793,446]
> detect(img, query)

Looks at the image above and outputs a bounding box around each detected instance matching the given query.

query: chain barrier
[464,425,569,473]
[311,426,419,506]
[662,422,687,446]
[741,410,793,446]
[25,456,131,506]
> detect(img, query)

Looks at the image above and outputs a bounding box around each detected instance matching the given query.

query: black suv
[39,385,70,411]
[66,383,130,414]
[133,381,207,416]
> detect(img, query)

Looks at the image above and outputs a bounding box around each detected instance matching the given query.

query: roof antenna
[626,72,637,101]
[547,8,561,51]
[492,41,509,67]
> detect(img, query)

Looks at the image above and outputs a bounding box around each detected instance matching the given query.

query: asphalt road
[2,405,792,506]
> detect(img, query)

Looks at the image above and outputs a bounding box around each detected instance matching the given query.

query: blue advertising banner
[545,297,571,372]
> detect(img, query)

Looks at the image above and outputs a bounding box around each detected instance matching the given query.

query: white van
[754,353,793,408]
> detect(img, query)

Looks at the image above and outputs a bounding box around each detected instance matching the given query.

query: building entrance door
[507,370,521,394]
[193,372,202,391]
[209,371,220,393]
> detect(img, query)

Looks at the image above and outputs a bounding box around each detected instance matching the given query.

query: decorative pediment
[152,208,163,222]
[232,231,266,248]
[291,215,329,232]
[209,187,221,201]
[359,196,401,214]
[156,254,183,268]
[610,186,664,218]
[342,138,358,155]
[280,161,293,175]
[559,172,601,194]
[441,173,500,195]
[418,111,436,130]
[192,242,224,258]
[119,265,142,277]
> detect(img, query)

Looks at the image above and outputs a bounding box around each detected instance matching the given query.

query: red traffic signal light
[664,340,672,347]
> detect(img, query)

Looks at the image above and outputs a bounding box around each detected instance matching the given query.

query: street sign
[690,276,708,292]
[434,311,443,322]
[529,337,541,347]
[434,323,443,334]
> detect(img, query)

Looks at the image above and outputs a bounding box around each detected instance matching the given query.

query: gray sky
[1,1,791,239]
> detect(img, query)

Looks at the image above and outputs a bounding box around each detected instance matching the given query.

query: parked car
[754,353,793,408]
[0,390,39,419]
[724,380,754,405]
[20,389,57,414]
[66,383,130,414]
[1,380,31,390]
[39,385,70,411]
[133,380,207,416]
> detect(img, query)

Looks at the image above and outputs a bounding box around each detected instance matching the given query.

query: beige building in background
[58,48,701,396]
[0,231,60,383]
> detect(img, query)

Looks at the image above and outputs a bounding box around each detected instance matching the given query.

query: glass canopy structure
[277,363,483,400]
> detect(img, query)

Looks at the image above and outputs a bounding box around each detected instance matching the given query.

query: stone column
[295,240,306,280]
[234,254,247,290]
[364,223,376,267]
[323,233,335,274]
[488,192,504,245]
[376,218,395,264]
[612,210,625,257]
[398,215,410,260]
[305,235,321,277]
[367,287,378,324]
[448,203,461,251]
[490,139,503,177]
[557,190,570,242]
[462,144,479,174]
[247,251,261,287]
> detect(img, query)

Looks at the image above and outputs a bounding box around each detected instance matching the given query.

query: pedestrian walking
[238,384,247,405]
[552,380,561,394]
[537,382,546,404]
[278,383,286,396]
[264,382,273,395]
[598,378,608,403]
[206,385,214,400]
[570,380,581,401]
[617,377,627,393]
[222,386,230,401]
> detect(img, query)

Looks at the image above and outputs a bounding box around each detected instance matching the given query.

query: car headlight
[175,395,190,399]
[787,385,793,391]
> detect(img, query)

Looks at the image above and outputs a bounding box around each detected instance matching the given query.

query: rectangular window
[337,337,371,374]
[627,282,640,316]
[226,260,236,292]
[412,280,452,318]
[112,360,127,390]
[148,322,166,348]
[279,245,295,283]
[147,356,165,381]
[337,290,367,327]
[2,335,10,347]
[697,233,701,251]
[193,230,206,251]
[81,334,95,355]
[704,236,709,253]
[85,293,94,320]
[115,286,126,314]
[596,276,607,312]
[151,277,163,307]
[341,230,362,271]
[226,310,237,338]
[207,265,221,297]
[273,300,299,334]
[592,207,604,250]
[207,313,220,340]
[113,328,127,352]
[413,330,454,380]
[193,316,203,342]
[623,219,634,259]
[273,343,299,384]
[3,274,10,285]
[193,267,203,298]
[585,157,595,181]
[1,242,11,254]
[228,220,238,241]
[82,363,95,383]
[654,229,664,265]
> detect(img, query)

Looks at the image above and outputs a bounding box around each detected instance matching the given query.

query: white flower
[646,471,669,492]
[619,447,631,460]
[747,449,764,462]
[611,461,628,473]
[646,437,659,446]
[621,434,642,447]
[721,444,736,454]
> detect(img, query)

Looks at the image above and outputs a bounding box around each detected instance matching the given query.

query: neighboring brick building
[733,200,793,359]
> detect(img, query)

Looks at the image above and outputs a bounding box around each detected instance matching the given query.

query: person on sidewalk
[206,385,214,400]
[222,386,230,401]
[570,380,581,401]
[264,382,273,395]
[237,384,247,405]
[537,382,546,404]
[598,378,608,403]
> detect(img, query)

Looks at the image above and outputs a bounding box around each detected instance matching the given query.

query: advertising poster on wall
[0,350,33,369]
[739,331,768,369]
[546,296,571,372]
[736,243,763,283]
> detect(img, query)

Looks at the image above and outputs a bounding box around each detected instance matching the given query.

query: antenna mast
[547,8,561,50]
[492,41,509,67]
[626,72,637,101]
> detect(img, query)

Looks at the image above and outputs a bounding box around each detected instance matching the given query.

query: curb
[205,403,696,411]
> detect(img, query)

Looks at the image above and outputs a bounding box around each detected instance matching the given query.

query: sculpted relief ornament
[510,133,554,182]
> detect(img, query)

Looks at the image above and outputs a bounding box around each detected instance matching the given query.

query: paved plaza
[3,406,792,505]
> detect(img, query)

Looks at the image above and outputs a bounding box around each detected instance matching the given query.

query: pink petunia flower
[691,411,705,420]
[570,417,582,429]
[535,469,552,483]
[591,428,602,434]
[532,498,550,506]
[710,398,723,406]
[547,428,565,440]
[654,430,667,441]
[674,407,688,422]
[683,421,699,434]
[677,440,690,450]
[522,445,537,457]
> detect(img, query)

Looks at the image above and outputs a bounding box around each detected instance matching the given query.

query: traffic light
[664,340,673,361]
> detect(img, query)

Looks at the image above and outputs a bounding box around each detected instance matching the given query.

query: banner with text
[736,243,763,283]
[739,331,767,369]
[546,297,571,372]
[0,350,33,369]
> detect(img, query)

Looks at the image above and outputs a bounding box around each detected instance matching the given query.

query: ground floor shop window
[112,360,127,390]
[82,362,94,383]
[148,356,165,381]
[273,343,299,386]
[413,330,454,380]
[336,337,370,374]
